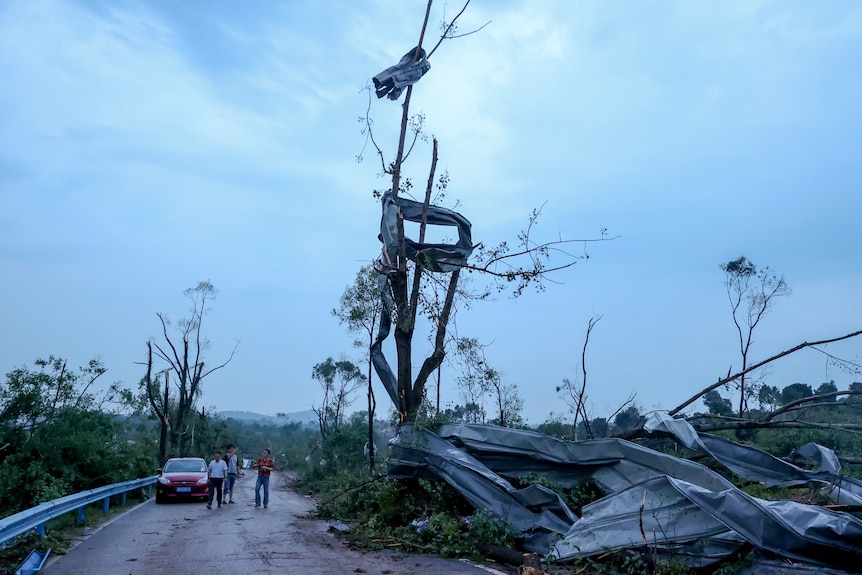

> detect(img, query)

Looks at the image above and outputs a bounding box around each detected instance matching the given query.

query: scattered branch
[428,0,475,58]
[762,390,862,422]
[669,328,862,416]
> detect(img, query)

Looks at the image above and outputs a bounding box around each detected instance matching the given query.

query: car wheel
[155,494,165,504]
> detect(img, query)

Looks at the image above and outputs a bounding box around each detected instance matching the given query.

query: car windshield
[163,460,206,473]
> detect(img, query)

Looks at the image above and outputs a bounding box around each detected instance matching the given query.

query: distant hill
[216,410,317,425]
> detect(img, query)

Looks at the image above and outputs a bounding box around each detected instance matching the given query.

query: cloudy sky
[1,0,860,424]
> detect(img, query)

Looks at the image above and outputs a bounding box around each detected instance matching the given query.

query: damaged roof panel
[388,420,862,573]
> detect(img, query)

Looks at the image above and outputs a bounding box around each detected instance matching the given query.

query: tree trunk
[159,371,169,463]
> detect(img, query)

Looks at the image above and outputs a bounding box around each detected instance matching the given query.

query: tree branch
[761,390,862,422]
[669,329,862,416]
[427,0,472,58]
[409,138,439,329]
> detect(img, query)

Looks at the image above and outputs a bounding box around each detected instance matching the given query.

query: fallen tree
[669,328,862,416]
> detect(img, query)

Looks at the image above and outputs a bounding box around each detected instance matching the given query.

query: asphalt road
[41,472,512,575]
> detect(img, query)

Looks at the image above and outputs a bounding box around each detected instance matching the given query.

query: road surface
[42,471,512,575]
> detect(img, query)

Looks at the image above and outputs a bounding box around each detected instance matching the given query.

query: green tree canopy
[780,383,814,405]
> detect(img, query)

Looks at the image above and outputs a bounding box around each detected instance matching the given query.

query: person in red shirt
[253,449,274,508]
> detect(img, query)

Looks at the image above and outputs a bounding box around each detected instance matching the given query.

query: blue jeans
[225,473,237,500]
[255,475,270,507]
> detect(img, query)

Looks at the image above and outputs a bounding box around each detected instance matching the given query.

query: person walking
[223,445,238,504]
[253,449,274,509]
[207,450,228,509]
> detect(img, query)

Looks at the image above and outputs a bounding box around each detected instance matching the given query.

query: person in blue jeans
[253,449,274,508]
[223,445,238,504]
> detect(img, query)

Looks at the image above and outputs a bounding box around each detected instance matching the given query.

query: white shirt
[208,459,228,479]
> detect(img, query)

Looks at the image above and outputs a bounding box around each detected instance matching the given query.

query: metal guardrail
[0,475,158,548]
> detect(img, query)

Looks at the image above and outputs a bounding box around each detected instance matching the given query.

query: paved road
[42,472,511,575]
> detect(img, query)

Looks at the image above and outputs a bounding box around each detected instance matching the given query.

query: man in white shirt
[207,451,228,509]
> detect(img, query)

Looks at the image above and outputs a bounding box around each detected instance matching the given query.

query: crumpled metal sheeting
[388,425,574,552]
[792,443,842,474]
[738,551,861,575]
[643,413,862,507]
[644,412,813,487]
[372,192,474,411]
[551,476,738,562]
[821,478,862,509]
[552,475,862,570]
[650,532,748,570]
[373,46,430,100]
[437,423,735,493]
[370,270,399,407]
[679,479,862,570]
[378,191,473,274]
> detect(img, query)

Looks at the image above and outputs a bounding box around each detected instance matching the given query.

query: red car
[155,457,209,503]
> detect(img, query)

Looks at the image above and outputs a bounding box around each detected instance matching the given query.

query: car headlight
[158,476,171,485]
[197,477,209,485]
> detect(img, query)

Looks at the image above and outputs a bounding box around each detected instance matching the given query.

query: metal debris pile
[388,415,862,574]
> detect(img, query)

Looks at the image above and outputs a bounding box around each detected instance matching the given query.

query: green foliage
[0,357,158,518]
[311,357,365,438]
[513,473,604,516]
[614,406,643,431]
[654,557,695,575]
[703,390,734,416]
[780,383,814,405]
[816,381,838,395]
[537,415,575,440]
[620,551,650,574]
[419,509,516,558]
[710,549,755,575]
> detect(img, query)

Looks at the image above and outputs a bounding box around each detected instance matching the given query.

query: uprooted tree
[366,0,613,423]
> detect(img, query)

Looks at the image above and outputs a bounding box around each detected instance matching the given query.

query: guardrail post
[103,497,110,513]
[36,523,46,538]
[146,485,152,497]
[121,492,127,506]
[77,507,85,525]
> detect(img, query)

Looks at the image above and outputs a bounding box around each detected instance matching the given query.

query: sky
[1,0,860,425]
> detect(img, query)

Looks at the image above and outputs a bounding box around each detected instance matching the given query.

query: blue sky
[1,0,860,424]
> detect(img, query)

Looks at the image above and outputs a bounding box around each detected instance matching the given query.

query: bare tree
[451,337,522,427]
[367,1,614,422]
[140,341,171,463]
[556,315,602,439]
[149,281,237,456]
[454,337,490,424]
[488,377,524,428]
[720,256,791,416]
